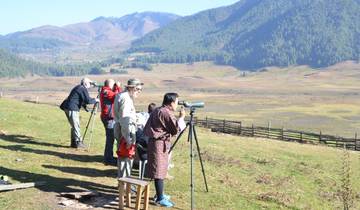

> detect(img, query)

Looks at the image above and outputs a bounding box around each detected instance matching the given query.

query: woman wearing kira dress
[144,93,186,207]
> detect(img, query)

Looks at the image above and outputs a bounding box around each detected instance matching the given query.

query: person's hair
[162,93,178,106]
[104,79,114,87]
[80,77,91,86]
[148,103,156,113]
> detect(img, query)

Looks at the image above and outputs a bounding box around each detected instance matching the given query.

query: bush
[89,67,105,75]
[110,68,128,74]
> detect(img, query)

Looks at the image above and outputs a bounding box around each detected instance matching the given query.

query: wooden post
[223,119,226,133]
[281,127,284,140]
[35,96,39,104]
[355,133,358,151]
[335,134,338,147]
[240,121,242,135]
[319,131,322,143]
[0,92,3,98]
[135,186,142,210]
[252,124,254,137]
[205,116,208,128]
[238,122,242,135]
[300,132,303,142]
[267,121,271,138]
[144,185,150,210]
[118,181,124,209]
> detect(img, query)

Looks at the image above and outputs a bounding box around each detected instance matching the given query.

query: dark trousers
[102,118,116,163]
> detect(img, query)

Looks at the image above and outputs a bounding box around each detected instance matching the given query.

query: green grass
[1,98,360,209]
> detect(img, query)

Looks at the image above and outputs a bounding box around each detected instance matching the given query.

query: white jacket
[114,91,137,145]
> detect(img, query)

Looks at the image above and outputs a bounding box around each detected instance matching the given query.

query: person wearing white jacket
[114,78,143,178]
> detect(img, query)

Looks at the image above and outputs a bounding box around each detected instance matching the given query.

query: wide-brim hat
[125,78,144,87]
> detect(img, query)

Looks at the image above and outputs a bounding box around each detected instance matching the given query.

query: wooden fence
[191,117,359,151]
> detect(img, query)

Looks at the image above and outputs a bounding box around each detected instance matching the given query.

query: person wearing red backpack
[100,79,122,166]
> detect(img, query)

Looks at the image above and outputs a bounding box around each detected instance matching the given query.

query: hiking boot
[76,141,87,149]
[104,160,117,166]
[155,197,174,208]
[154,194,170,201]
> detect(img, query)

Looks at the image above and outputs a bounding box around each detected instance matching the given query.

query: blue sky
[0,0,239,35]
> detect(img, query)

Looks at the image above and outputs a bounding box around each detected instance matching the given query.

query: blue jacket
[60,85,96,111]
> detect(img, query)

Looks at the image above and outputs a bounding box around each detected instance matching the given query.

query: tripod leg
[82,103,97,142]
[169,123,189,154]
[192,124,209,192]
[87,103,99,151]
[189,121,194,210]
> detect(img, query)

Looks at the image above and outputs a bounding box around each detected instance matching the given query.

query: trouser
[64,110,81,146]
[101,118,115,163]
[117,157,134,178]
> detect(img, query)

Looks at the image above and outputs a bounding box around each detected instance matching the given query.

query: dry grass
[1,61,360,137]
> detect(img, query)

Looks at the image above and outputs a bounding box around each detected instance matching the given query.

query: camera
[178,101,204,108]
[90,81,103,88]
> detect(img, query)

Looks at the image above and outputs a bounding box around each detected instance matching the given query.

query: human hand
[179,106,185,118]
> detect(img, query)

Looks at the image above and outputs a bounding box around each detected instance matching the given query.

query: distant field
[1,61,360,137]
[1,98,360,209]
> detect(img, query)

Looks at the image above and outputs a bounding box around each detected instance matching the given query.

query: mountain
[0,12,180,61]
[130,0,360,69]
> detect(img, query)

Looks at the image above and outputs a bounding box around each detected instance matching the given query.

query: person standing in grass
[144,92,185,207]
[100,79,121,165]
[60,77,98,148]
[114,78,143,178]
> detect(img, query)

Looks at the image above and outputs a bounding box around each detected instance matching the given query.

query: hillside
[130,0,360,69]
[0,48,101,77]
[0,12,179,62]
[0,98,360,209]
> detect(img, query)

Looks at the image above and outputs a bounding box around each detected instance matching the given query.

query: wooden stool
[118,177,150,210]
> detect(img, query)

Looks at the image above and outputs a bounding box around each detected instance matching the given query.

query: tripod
[82,89,101,151]
[169,107,209,210]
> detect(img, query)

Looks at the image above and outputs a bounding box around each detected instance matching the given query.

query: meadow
[1,98,360,209]
[1,61,360,136]
[1,61,360,209]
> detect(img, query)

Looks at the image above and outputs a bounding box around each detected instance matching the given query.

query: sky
[0,0,239,35]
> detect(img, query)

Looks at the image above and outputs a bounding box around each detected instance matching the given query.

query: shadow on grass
[0,144,103,163]
[0,134,68,148]
[43,165,117,178]
[0,166,118,209]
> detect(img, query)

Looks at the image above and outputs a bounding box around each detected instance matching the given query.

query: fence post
[355,133,358,151]
[252,124,254,137]
[281,127,284,140]
[335,134,339,147]
[35,96,39,104]
[319,131,322,143]
[238,122,242,135]
[223,119,226,133]
[267,121,271,138]
[0,92,3,98]
[300,132,303,142]
[205,116,208,128]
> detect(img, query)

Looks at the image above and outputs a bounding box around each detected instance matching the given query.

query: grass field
[1,98,360,209]
[1,61,360,137]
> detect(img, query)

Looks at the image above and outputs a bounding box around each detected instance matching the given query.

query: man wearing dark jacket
[100,79,121,165]
[60,77,98,148]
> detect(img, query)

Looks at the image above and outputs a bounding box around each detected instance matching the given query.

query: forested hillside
[0,49,100,77]
[130,0,360,68]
